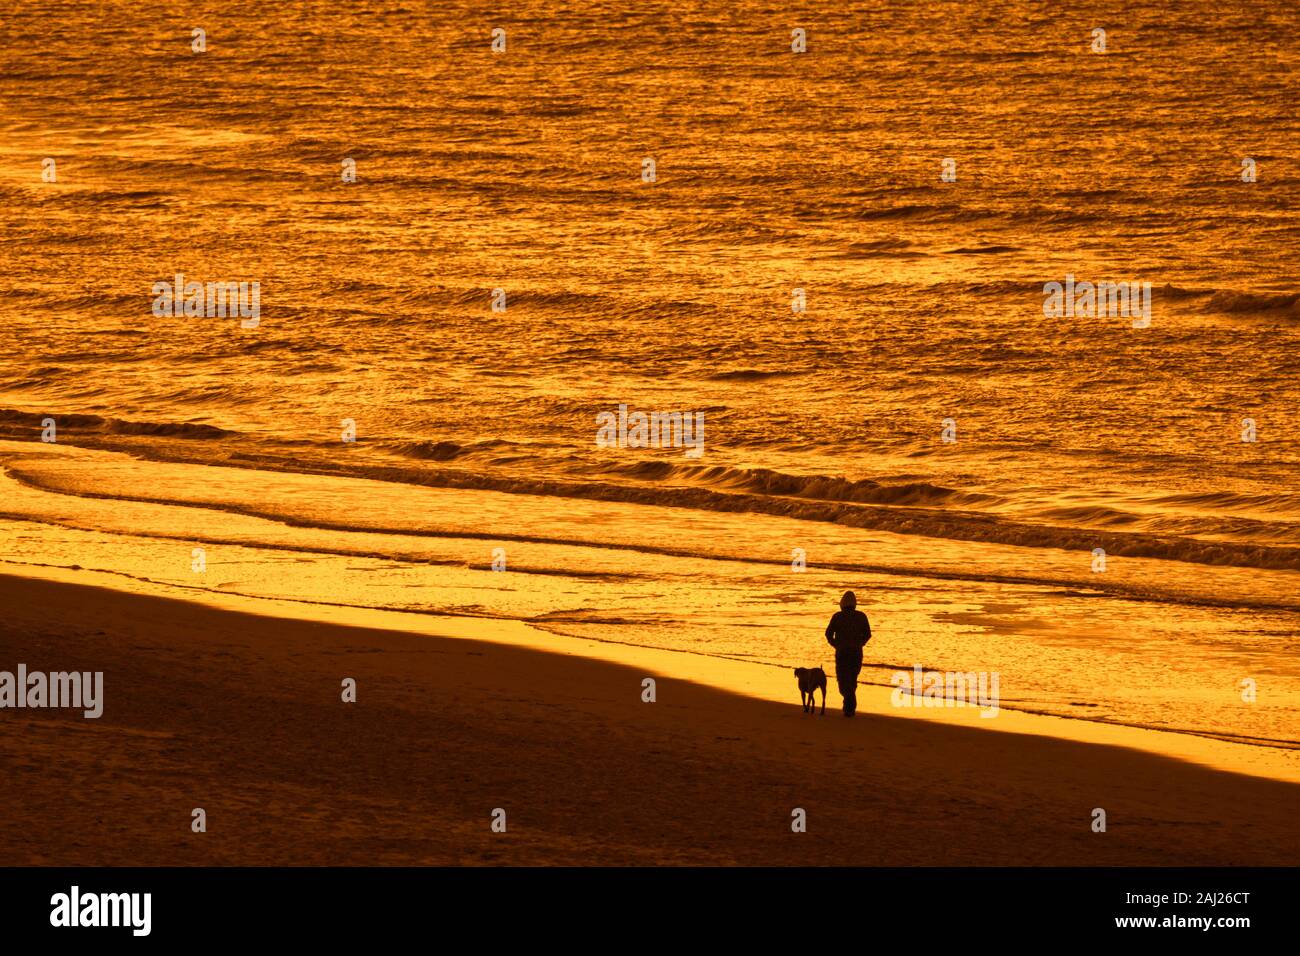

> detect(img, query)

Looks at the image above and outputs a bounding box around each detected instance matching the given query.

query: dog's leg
[819,685,825,715]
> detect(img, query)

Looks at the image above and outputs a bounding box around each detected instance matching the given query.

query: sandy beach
[2,572,1295,867]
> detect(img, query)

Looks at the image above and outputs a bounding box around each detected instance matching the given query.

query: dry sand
[1,573,1296,866]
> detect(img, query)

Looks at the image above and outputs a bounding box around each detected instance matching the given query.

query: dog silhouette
[794,667,827,715]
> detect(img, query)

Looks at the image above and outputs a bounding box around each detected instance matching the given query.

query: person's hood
[840,590,857,610]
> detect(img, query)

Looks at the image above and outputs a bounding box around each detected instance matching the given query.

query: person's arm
[864,614,871,644]
[825,615,837,648]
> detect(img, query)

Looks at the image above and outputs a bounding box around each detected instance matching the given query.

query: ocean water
[1,2,1298,753]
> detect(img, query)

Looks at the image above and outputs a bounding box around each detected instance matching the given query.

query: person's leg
[836,655,855,715]
[840,654,862,716]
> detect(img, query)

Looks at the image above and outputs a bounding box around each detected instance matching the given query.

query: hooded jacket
[825,591,871,655]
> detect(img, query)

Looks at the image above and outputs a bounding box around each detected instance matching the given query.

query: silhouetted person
[825,590,871,716]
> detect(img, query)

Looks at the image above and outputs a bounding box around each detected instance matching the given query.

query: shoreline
[5,560,1297,784]
[2,438,1297,755]
[2,570,1297,865]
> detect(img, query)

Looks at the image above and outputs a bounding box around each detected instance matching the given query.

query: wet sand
[1,573,1295,866]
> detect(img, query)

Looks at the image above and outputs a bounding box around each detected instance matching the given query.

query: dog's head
[794,667,825,689]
